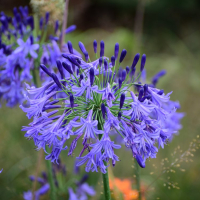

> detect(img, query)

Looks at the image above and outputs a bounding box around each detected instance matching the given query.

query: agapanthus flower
[0,6,77,107]
[14,38,39,58]
[21,40,183,173]
[23,162,95,200]
[23,172,50,200]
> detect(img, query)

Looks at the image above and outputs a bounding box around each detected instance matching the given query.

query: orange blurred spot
[109,178,141,200]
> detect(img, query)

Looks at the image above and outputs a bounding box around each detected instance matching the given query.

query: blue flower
[20,91,57,119]
[14,38,39,58]
[23,191,32,200]
[72,78,98,100]
[148,87,172,107]
[97,83,115,107]
[77,132,121,173]
[123,91,155,120]
[20,39,183,170]
[70,110,103,139]
[104,107,120,131]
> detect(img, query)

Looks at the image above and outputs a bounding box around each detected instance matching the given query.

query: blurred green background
[0,0,200,199]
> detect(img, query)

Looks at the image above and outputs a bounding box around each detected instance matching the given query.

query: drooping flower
[77,131,121,173]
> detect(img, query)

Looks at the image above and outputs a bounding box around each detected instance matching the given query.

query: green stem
[46,160,57,200]
[32,67,38,87]
[102,162,111,200]
[97,118,111,200]
[134,160,141,200]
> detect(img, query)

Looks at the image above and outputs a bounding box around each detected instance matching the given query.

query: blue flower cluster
[0,6,77,107]
[23,161,95,200]
[21,40,183,173]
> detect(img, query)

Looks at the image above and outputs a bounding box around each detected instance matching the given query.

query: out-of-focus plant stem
[134,0,145,45]
[60,0,69,49]
[32,150,43,199]
[135,160,141,200]
[46,158,57,200]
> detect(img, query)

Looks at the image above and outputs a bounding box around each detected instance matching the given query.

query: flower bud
[67,41,73,54]
[79,174,88,185]
[70,94,74,108]
[93,40,97,53]
[39,17,43,30]
[78,41,89,61]
[84,51,89,62]
[118,111,122,120]
[131,53,140,74]
[114,43,119,59]
[119,49,127,63]
[136,154,145,168]
[78,41,87,54]
[45,12,49,25]
[101,103,106,119]
[62,54,80,67]
[30,35,34,45]
[90,68,95,86]
[65,25,76,34]
[79,74,84,83]
[138,88,144,101]
[51,73,62,89]
[144,84,148,94]
[104,59,108,71]
[122,69,126,82]
[40,64,52,77]
[13,7,18,17]
[56,60,64,79]
[157,89,164,95]
[100,40,104,57]
[54,20,59,34]
[152,70,166,86]
[62,62,73,74]
[126,66,130,74]
[27,16,34,30]
[24,6,29,16]
[118,78,122,89]
[120,93,125,109]
[111,56,115,67]
[99,57,103,67]
[16,13,21,23]
[140,54,146,72]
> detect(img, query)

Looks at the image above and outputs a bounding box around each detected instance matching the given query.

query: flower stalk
[60,0,69,48]
[46,158,57,200]
[135,160,141,200]
[102,162,111,200]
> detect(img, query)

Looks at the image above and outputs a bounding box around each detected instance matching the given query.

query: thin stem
[60,0,69,49]
[97,119,111,200]
[46,159,57,200]
[102,163,111,200]
[134,160,141,200]
[32,150,43,199]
